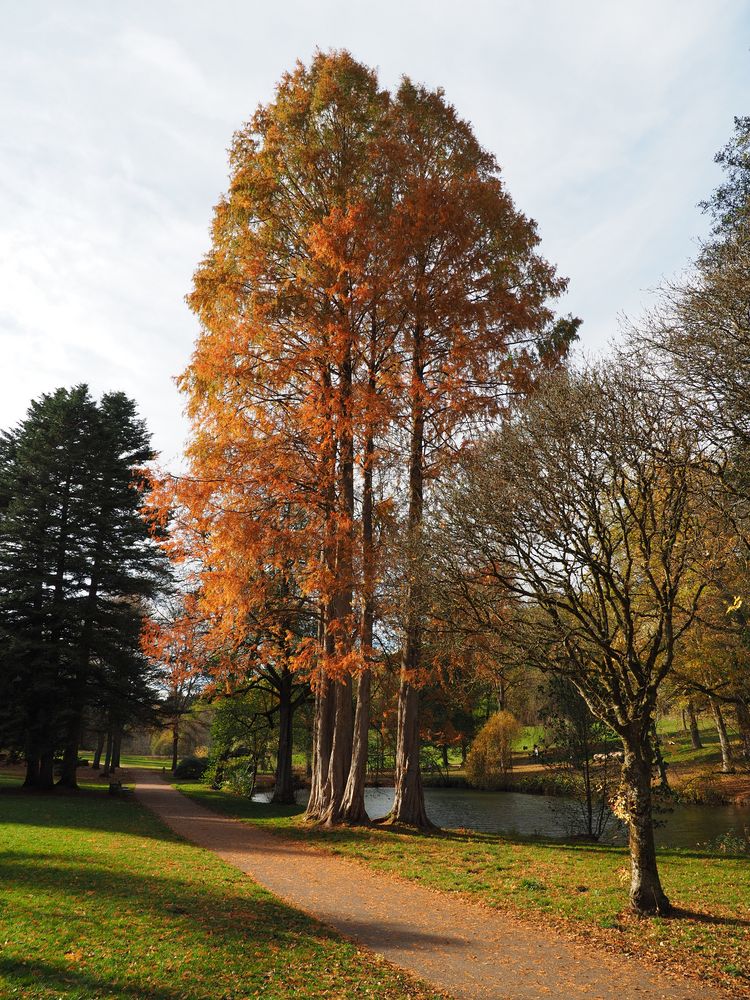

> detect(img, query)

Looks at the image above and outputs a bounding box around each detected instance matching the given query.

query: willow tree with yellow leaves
[153,50,573,828]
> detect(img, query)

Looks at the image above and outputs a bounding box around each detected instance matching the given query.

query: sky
[1,1,747,465]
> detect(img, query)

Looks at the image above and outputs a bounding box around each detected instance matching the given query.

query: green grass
[657,715,725,765]
[174,781,750,994]
[657,712,750,769]
[120,754,172,770]
[513,725,546,752]
[0,783,443,1000]
[78,752,172,771]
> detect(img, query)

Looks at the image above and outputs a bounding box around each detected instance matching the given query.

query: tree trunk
[272,668,296,804]
[710,697,734,773]
[320,339,356,826]
[101,729,113,776]
[321,675,353,825]
[582,753,594,838]
[341,669,371,822]
[649,723,670,792]
[92,730,105,770]
[38,749,55,790]
[112,728,122,770]
[341,408,375,825]
[171,720,179,773]
[621,741,670,915]
[23,750,40,788]
[687,699,702,750]
[497,677,507,713]
[307,383,341,822]
[390,323,431,828]
[734,698,750,762]
[57,728,80,789]
[305,676,335,820]
[390,681,431,827]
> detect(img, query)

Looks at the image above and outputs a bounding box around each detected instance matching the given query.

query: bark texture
[321,677,354,825]
[92,731,105,770]
[340,669,371,822]
[620,743,671,915]
[271,668,297,805]
[735,698,750,762]
[687,699,703,750]
[710,697,735,773]
[306,678,334,820]
[389,681,432,827]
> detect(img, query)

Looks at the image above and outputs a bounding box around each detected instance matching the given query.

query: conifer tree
[0,386,166,788]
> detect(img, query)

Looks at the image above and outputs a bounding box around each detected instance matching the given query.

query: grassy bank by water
[0,779,443,1000]
[175,781,750,997]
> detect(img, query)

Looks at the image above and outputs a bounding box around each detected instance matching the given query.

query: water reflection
[254,785,750,849]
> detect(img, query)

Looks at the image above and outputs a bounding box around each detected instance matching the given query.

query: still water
[257,785,750,849]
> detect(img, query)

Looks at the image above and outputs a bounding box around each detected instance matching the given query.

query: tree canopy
[0,385,167,788]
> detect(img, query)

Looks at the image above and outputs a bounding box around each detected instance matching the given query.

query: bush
[702,829,750,855]
[222,757,261,798]
[174,755,209,779]
[466,711,522,790]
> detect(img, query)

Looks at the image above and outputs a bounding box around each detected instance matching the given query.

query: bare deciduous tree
[435,363,724,915]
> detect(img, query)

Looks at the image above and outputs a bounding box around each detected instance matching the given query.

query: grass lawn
[77,752,172,771]
[654,716,750,805]
[119,754,172,770]
[175,781,750,996]
[0,781,443,1000]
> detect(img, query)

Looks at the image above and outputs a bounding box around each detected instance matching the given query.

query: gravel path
[133,771,716,1000]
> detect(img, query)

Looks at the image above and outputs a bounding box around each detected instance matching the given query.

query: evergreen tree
[0,386,167,788]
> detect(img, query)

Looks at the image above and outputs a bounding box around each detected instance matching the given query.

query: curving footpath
[133,770,720,1000]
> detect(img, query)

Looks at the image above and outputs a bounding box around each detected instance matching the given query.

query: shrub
[465,711,522,790]
[222,757,261,798]
[702,830,750,855]
[174,755,209,779]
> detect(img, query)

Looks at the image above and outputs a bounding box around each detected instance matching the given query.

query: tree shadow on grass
[0,848,461,1000]
[0,957,184,1000]
[667,907,750,929]
[1,854,341,997]
[0,851,463,948]
[0,786,184,844]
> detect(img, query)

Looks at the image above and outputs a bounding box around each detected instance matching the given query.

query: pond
[256,785,750,850]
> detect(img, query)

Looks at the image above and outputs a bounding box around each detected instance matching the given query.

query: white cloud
[0,0,747,462]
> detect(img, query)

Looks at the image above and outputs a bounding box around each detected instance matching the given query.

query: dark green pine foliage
[0,386,168,788]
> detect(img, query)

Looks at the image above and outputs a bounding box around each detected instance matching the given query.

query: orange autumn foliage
[144,51,575,824]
